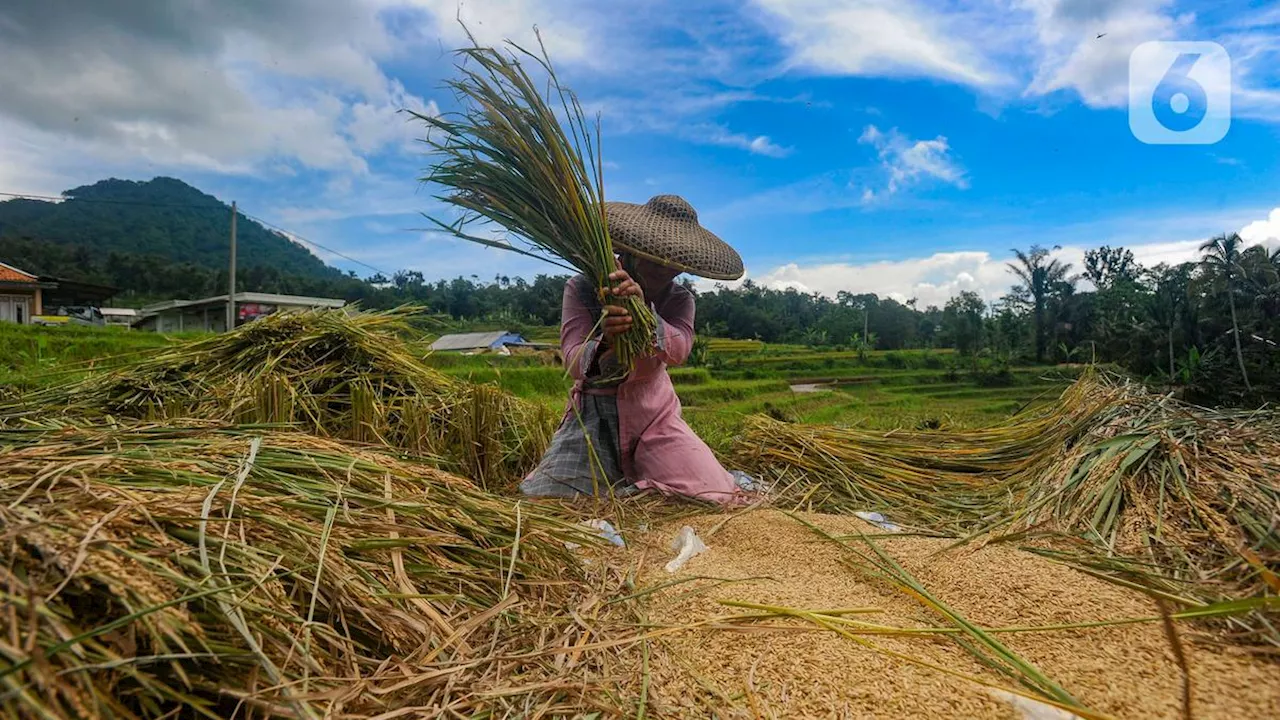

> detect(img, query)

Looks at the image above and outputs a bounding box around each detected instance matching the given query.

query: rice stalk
[409,31,656,375]
[0,423,618,718]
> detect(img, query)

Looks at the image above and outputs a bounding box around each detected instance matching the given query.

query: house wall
[153,308,227,333]
[139,299,342,333]
[0,288,39,324]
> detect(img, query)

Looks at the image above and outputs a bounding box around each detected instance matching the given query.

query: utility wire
[0,189,394,279]
[238,210,392,278]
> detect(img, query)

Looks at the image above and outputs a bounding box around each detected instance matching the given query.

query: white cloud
[0,0,437,184]
[745,250,1010,307]
[1016,0,1280,120]
[704,128,791,157]
[750,0,1006,86]
[858,125,967,199]
[738,1,1280,122]
[587,89,810,156]
[1239,208,1280,249]
[1020,0,1183,107]
[347,84,440,154]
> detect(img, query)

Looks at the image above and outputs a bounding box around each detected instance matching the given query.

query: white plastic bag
[664,526,707,573]
[854,510,902,533]
[586,519,625,547]
[564,519,625,550]
[988,691,1085,720]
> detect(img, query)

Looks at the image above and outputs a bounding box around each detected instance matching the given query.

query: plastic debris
[664,525,707,573]
[730,470,768,494]
[988,690,1085,720]
[586,519,625,547]
[853,511,902,533]
[563,519,625,550]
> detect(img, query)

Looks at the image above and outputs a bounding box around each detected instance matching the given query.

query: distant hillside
[0,177,339,279]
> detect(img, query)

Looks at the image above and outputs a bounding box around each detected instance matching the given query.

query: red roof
[0,262,39,284]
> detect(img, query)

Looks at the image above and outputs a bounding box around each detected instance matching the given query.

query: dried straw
[0,309,554,486]
[0,423,620,718]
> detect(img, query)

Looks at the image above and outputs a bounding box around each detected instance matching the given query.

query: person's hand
[602,261,644,344]
[601,304,632,343]
[608,262,644,304]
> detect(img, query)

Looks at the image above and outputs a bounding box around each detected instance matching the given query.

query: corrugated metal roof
[138,292,346,317]
[430,331,521,351]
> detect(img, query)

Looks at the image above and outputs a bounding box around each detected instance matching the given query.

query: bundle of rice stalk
[0,309,554,486]
[0,424,613,718]
[409,32,656,374]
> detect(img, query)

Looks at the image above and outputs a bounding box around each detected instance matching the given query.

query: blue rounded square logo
[1129,41,1231,145]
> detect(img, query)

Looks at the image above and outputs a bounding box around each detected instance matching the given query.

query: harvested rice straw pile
[0,308,555,486]
[628,511,1280,719]
[736,371,1280,643]
[734,373,1126,532]
[0,424,623,718]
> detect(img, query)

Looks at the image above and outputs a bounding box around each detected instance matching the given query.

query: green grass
[421,351,554,369]
[675,379,791,406]
[436,365,571,399]
[0,322,202,390]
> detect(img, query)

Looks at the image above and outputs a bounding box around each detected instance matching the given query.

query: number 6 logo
[1129,42,1230,145]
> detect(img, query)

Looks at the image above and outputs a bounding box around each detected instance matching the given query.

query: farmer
[521,195,747,504]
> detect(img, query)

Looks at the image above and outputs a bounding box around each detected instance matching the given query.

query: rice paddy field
[1,314,1277,719]
[418,336,1088,450]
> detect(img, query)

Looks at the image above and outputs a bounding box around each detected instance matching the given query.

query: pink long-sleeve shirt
[560,276,740,504]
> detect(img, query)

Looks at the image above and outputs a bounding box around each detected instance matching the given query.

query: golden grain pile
[0,309,555,486]
[0,424,624,718]
[625,511,1280,719]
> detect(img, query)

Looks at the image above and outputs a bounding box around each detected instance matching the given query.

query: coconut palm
[1147,264,1189,381]
[1198,233,1252,392]
[1007,246,1074,363]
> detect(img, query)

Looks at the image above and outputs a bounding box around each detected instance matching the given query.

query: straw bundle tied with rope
[0,424,636,718]
[0,309,554,487]
[735,370,1280,646]
[410,32,657,375]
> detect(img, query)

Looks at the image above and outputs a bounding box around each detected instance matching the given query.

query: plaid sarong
[519,393,639,498]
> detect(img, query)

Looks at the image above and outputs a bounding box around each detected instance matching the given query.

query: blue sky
[1,0,1279,307]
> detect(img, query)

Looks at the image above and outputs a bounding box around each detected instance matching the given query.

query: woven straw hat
[605,195,744,281]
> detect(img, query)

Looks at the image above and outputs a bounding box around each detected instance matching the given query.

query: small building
[134,292,346,333]
[100,308,139,328]
[430,330,528,354]
[39,276,119,313]
[0,261,54,324]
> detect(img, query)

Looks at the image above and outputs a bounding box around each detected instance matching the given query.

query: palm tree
[1147,265,1188,380]
[1007,246,1073,363]
[1199,233,1252,392]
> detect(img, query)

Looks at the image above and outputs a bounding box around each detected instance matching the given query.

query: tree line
[5,232,1277,403]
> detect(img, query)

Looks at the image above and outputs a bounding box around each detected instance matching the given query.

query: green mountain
[0,177,339,279]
